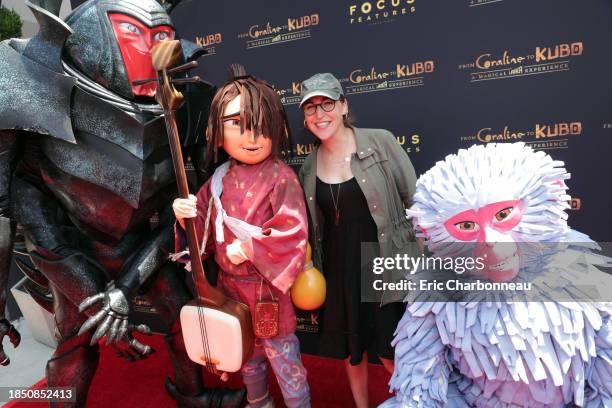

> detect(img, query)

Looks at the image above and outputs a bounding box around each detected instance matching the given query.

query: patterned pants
[241,333,311,408]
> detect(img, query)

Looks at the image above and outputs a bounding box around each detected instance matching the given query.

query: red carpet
[3,334,393,407]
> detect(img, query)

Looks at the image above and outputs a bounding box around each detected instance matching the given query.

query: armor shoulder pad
[0,43,76,143]
[23,1,73,73]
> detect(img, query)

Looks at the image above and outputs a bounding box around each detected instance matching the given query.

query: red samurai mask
[109,13,174,97]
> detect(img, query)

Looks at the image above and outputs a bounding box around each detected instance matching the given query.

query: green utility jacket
[298,127,419,305]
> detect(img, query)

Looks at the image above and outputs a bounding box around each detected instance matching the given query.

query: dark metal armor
[0,1,242,407]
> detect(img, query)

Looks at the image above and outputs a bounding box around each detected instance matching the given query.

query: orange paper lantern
[291,261,326,311]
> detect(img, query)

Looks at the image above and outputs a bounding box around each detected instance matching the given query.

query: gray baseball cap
[299,73,344,107]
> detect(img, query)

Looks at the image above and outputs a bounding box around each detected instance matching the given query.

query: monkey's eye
[494,207,514,222]
[454,221,478,231]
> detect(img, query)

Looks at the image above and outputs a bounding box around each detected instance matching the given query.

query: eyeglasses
[303,99,336,116]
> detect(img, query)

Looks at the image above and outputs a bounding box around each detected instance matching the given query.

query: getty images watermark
[360,242,612,303]
[372,253,533,292]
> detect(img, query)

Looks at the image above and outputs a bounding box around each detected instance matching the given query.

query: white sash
[211,161,263,243]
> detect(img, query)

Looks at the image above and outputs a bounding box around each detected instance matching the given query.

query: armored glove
[78,285,153,357]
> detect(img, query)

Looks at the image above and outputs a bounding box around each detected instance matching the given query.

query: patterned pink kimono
[175,157,308,336]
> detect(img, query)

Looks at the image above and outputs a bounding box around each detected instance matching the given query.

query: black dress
[316,176,405,365]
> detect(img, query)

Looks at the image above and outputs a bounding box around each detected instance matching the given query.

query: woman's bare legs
[380,357,394,374]
[345,352,369,408]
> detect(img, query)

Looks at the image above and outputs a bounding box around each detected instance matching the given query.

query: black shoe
[165,377,246,408]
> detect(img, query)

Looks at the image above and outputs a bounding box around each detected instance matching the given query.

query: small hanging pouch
[254,278,279,339]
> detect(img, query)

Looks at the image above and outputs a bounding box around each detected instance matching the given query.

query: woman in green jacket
[297,73,418,408]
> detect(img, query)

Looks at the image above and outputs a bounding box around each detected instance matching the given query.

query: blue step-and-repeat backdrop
[66,0,612,350]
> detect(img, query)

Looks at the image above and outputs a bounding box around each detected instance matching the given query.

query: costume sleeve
[379,304,450,408]
[173,181,214,263]
[243,168,308,294]
[383,130,417,208]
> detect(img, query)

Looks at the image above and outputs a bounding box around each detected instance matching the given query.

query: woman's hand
[172,194,197,229]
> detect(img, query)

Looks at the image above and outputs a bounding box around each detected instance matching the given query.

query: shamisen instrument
[143,40,253,373]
